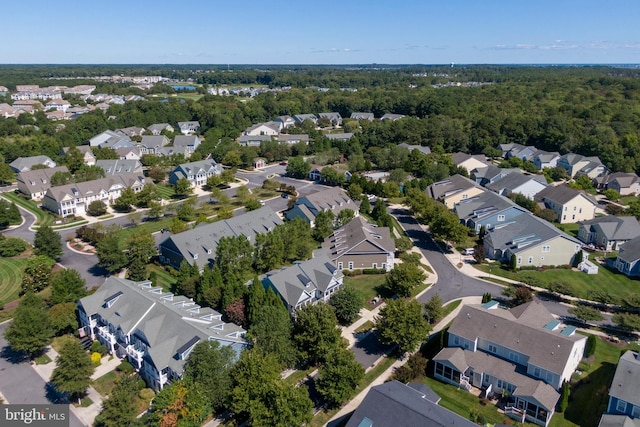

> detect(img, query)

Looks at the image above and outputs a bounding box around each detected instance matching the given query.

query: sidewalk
[328,295,482,425]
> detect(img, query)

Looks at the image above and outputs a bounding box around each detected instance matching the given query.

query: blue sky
[3,0,639,64]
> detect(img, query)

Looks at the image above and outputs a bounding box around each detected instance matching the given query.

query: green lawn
[93,371,118,397]
[283,367,315,386]
[112,216,175,249]
[147,264,178,292]
[1,192,54,226]
[343,274,389,308]
[0,257,28,306]
[619,196,637,206]
[441,299,462,319]
[156,184,176,200]
[554,222,580,238]
[474,258,640,303]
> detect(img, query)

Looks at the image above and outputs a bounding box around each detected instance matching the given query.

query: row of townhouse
[88,130,200,158]
[41,173,146,217]
[78,277,246,391]
[428,175,583,267]
[433,300,586,426]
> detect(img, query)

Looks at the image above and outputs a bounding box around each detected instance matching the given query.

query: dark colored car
[281,193,289,198]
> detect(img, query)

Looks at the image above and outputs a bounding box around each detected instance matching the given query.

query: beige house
[17,166,69,200]
[535,185,597,224]
[323,216,395,271]
[451,152,491,174]
[485,214,581,268]
[427,174,485,208]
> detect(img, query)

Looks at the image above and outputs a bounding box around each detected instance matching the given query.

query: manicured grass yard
[155,184,176,200]
[1,192,54,226]
[0,257,28,306]
[147,264,178,292]
[93,371,118,397]
[343,274,389,309]
[554,222,580,238]
[474,258,640,303]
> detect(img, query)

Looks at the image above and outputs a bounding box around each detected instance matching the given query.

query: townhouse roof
[62,145,94,156]
[454,191,521,223]
[380,113,405,121]
[323,132,354,140]
[318,112,342,121]
[485,172,547,194]
[244,121,280,134]
[96,159,142,175]
[146,123,172,133]
[323,216,394,258]
[345,380,477,427]
[470,165,504,181]
[276,134,309,143]
[293,113,317,122]
[173,135,199,147]
[159,206,283,267]
[580,216,640,242]
[451,152,491,167]
[262,252,343,309]
[599,415,640,427]
[398,143,431,155]
[171,159,220,179]
[9,155,55,172]
[289,187,357,219]
[177,121,200,129]
[597,172,640,187]
[140,135,170,148]
[433,347,560,411]
[427,174,481,200]
[350,112,374,120]
[533,150,561,162]
[608,351,640,408]
[46,99,70,106]
[616,236,640,263]
[17,166,69,194]
[115,146,141,158]
[559,153,603,167]
[239,134,272,144]
[78,277,246,376]
[447,302,585,375]
[485,213,581,254]
[44,173,145,203]
[535,185,597,206]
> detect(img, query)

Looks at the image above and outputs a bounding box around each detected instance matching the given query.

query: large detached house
[242,121,280,136]
[177,121,200,135]
[557,154,607,178]
[159,207,283,269]
[578,216,640,251]
[285,187,358,227]
[597,172,640,196]
[17,166,69,200]
[78,277,246,391]
[535,185,597,224]
[42,173,146,217]
[454,191,530,233]
[139,135,170,155]
[9,155,56,173]
[485,172,547,200]
[168,160,221,188]
[350,112,374,121]
[433,301,586,426]
[323,216,395,271]
[261,252,343,313]
[89,130,131,148]
[451,152,491,174]
[147,123,174,135]
[345,380,477,427]
[427,174,485,209]
[607,351,640,419]
[484,214,582,268]
[172,135,200,155]
[532,150,561,170]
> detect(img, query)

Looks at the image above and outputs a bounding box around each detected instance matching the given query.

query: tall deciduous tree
[21,255,55,294]
[377,298,430,354]
[423,293,444,324]
[51,339,95,401]
[33,224,62,260]
[96,234,128,274]
[0,162,15,185]
[384,262,426,298]
[285,156,311,179]
[249,290,296,368]
[316,346,364,407]
[293,303,343,366]
[94,374,140,427]
[183,341,235,414]
[50,268,87,304]
[5,292,54,357]
[216,235,253,279]
[329,286,363,325]
[173,177,193,198]
[313,209,335,241]
[151,380,209,427]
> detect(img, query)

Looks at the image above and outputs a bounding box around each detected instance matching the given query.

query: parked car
[281,193,289,199]
[464,248,475,255]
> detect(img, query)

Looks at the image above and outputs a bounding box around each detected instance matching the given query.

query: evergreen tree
[246,276,266,327]
[424,293,444,324]
[96,234,127,274]
[51,339,95,401]
[50,268,87,304]
[249,298,296,368]
[94,374,140,427]
[33,224,62,260]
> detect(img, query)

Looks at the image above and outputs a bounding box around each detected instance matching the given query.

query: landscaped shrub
[363,268,385,275]
[399,252,422,264]
[585,335,597,358]
[139,388,155,401]
[90,340,108,356]
[391,365,413,383]
[0,236,28,257]
[116,360,135,374]
[91,352,102,366]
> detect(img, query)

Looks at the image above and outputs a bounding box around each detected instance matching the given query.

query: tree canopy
[377,298,431,354]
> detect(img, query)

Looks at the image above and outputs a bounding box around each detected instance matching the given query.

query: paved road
[3,203,37,244]
[0,322,85,426]
[389,207,574,320]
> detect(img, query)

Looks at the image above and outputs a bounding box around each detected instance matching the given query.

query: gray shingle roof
[427,174,481,200]
[599,415,640,427]
[262,252,342,309]
[324,132,354,140]
[617,236,640,263]
[323,216,394,258]
[350,112,374,121]
[454,191,519,223]
[96,159,142,175]
[17,166,69,195]
[173,135,199,147]
[79,277,246,376]
[9,155,55,172]
[447,302,585,375]
[147,123,172,133]
[451,152,490,167]
[535,185,597,206]
[286,187,357,221]
[44,173,145,203]
[140,135,170,148]
[345,380,478,427]
[485,172,547,194]
[398,143,431,155]
[609,351,640,408]
[580,216,640,242]
[159,206,283,267]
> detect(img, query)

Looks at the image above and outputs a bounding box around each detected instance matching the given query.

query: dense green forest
[1,65,640,174]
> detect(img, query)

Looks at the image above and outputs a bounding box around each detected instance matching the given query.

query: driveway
[0,322,86,426]
[352,331,394,369]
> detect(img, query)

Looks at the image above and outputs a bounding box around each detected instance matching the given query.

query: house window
[382,263,386,270]
[579,208,582,213]
[534,367,541,378]
[563,215,567,221]
[573,206,576,211]
[564,207,568,211]
[338,262,343,270]
[509,352,519,363]
[528,256,533,264]
[546,372,553,383]
[517,257,522,264]
[454,336,460,345]
[462,194,468,200]
[632,406,640,418]
[542,246,550,253]
[372,263,377,269]
[497,215,505,222]
[572,214,575,220]
[497,379,504,389]
[488,344,497,353]
[348,262,354,270]
[616,400,627,413]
